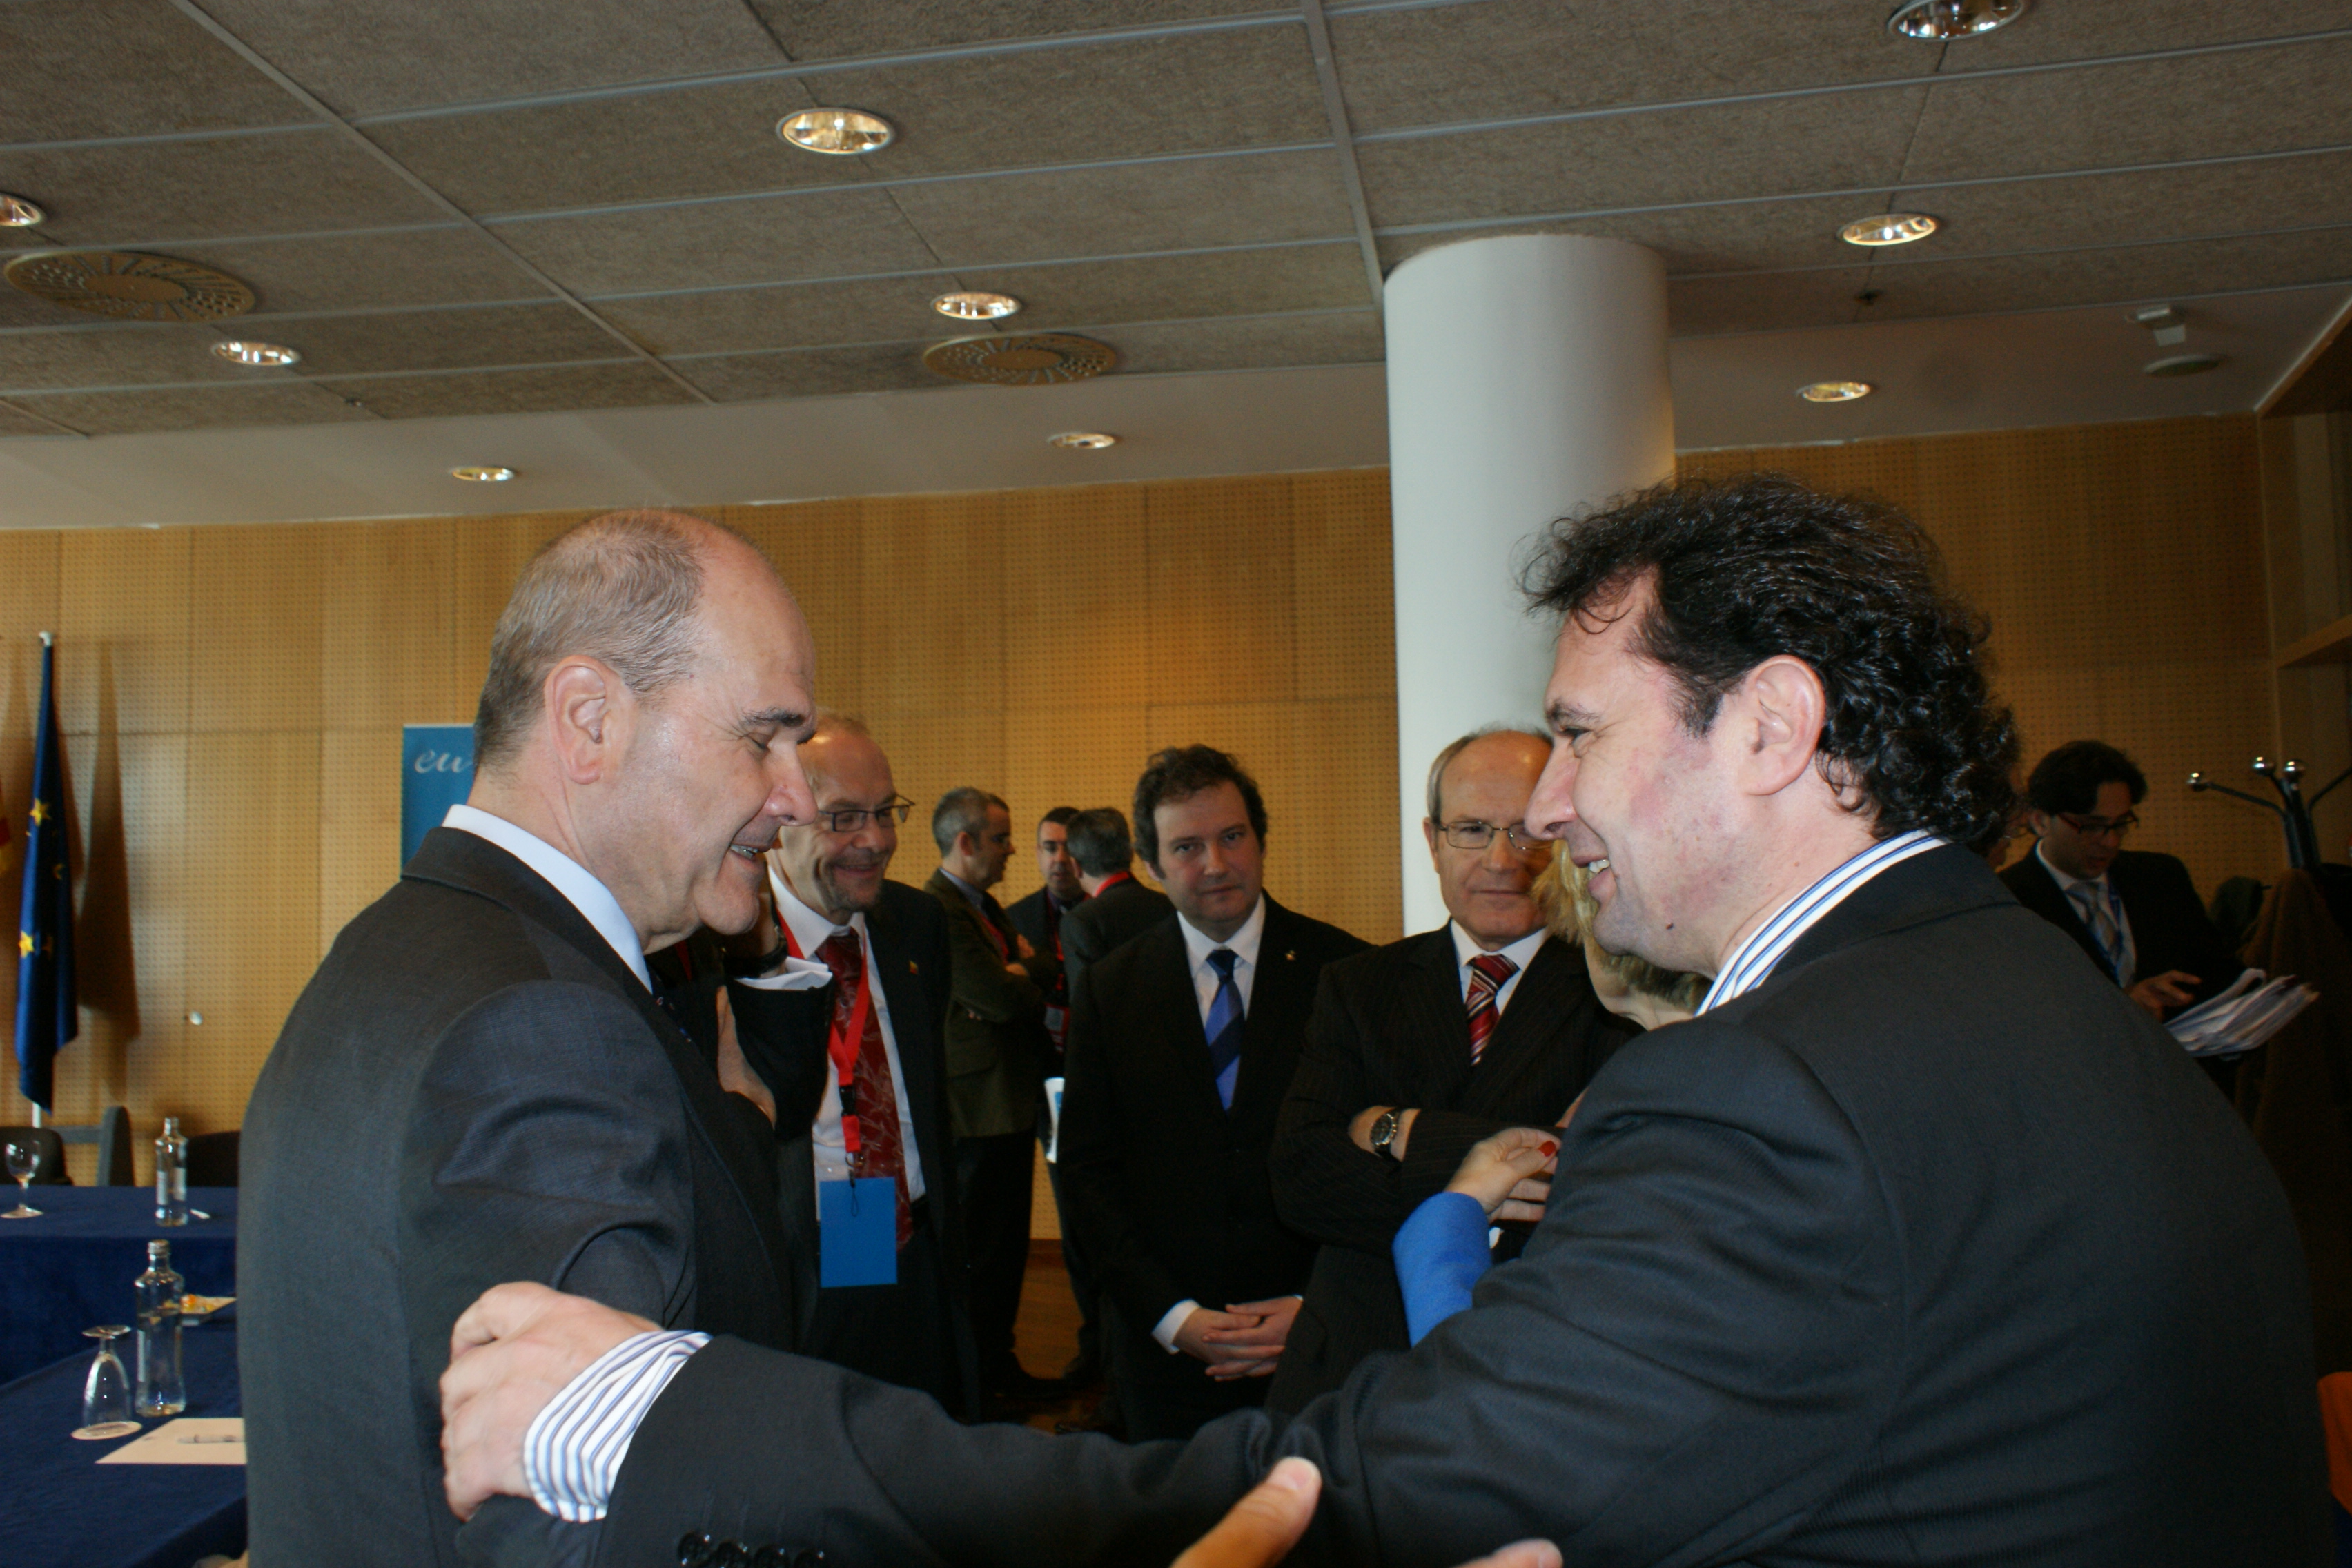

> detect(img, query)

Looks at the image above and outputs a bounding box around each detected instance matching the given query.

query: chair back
[52,1106,133,1185]
[0,1126,68,1185]
[184,1130,240,1188]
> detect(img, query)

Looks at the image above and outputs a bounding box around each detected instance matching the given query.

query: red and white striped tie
[1466,952,1518,1064]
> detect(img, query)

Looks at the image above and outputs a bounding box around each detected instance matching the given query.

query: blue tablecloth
[0,1321,244,1568]
[0,1187,237,1384]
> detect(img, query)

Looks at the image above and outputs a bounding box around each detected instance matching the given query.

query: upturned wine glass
[2,1140,39,1218]
[75,1326,139,1440]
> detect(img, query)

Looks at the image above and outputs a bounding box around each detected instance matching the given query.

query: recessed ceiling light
[1048,431,1119,450]
[778,108,894,155]
[1840,213,1939,247]
[933,291,1021,321]
[451,465,515,482]
[2144,354,2223,378]
[1798,381,1874,402]
[213,339,300,367]
[1887,0,2026,39]
[0,194,43,228]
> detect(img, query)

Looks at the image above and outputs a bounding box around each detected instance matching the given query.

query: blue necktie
[1204,948,1245,1110]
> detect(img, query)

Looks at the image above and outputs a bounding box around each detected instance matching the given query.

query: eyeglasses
[1438,820,1544,853]
[2055,811,2139,843]
[814,797,914,834]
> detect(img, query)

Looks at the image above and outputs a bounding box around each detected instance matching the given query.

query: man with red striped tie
[1264,728,1635,1413]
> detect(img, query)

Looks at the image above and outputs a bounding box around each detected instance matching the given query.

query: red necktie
[1466,953,1518,1065]
[816,930,912,1246]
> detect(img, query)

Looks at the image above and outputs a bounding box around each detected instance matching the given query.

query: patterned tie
[1204,948,1246,1110]
[816,930,912,1246]
[1465,953,1518,1065]
[2068,883,2128,983]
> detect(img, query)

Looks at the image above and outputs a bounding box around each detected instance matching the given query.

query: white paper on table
[96,1417,246,1465]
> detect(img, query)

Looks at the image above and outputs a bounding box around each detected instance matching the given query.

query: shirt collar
[2035,839,2107,895]
[770,864,865,956]
[443,803,651,990]
[1178,894,1266,973]
[1699,830,1945,1014]
[1449,921,1548,973]
[939,866,987,910]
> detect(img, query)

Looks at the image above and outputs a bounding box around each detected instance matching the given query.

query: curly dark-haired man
[440,476,2324,1568]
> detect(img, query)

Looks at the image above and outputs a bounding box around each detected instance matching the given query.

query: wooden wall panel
[320,727,401,959]
[859,493,1003,716]
[723,498,867,716]
[189,525,324,734]
[1001,484,1149,712]
[1293,469,1395,702]
[322,519,458,729]
[59,529,190,738]
[1146,478,1296,707]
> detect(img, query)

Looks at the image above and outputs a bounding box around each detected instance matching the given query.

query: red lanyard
[778,912,876,1158]
[1097,871,1134,893]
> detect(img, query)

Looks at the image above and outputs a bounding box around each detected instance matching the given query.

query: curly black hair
[1522,473,2017,846]
[1132,745,1269,870]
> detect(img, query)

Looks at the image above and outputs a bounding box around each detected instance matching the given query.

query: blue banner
[15,639,76,1108]
[401,725,475,868]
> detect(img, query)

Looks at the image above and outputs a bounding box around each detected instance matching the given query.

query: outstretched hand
[1168,1457,1560,1568]
[1445,1126,1559,1223]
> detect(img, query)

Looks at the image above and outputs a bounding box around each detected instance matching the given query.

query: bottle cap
[148,1239,170,1260]
[161,1117,180,1136]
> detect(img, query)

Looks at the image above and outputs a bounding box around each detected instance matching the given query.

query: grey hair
[932,786,1007,855]
[1424,725,1551,823]
[473,509,747,773]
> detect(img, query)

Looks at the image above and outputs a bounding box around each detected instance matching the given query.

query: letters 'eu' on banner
[401,725,474,867]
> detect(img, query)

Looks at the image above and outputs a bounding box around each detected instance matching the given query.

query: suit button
[712,1544,749,1568]
[793,1554,827,1567]
[751,1549,789,1568]
[677,1533,715,1568]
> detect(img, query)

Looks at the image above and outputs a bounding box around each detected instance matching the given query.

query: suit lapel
[864,897,943,1189]
[1229,901,1316,1128]
[1463,937,1587,1117]
[1398,928,1476,1104]
[2006,849,2109,973]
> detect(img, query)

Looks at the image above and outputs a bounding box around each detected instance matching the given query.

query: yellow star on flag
[28,799,48,827]
[17,930,32,959]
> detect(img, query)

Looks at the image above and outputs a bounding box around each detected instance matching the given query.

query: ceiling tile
[361,78,854,216]
[802,29,1328,178]
[0,0,309,141]
[1088,308,1382,375]
[4,381,373,435]
[1329,0,1925,133]
[197,0,788,115]
[671,342,941,401]
[1355,87,1930,230]
[168,227,553,313]
[888,149,1353,264]
[956,242,1374,326]
[1856,227,2352,321]
[747,0,1272,61]
[310,361,696,418]
[251,302,628,374]
[1900,37,2352,185]
[1667,268,1876,338]
[1928,1,2349,72]
[0,398,76,438]
[0,133,451,245]
[493,188,942,295]
[0,322,275,391]
[1377,197,1888,279]
[594,277,947,355]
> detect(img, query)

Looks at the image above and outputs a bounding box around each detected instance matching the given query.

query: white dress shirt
[1449,922,1548,1013]
[442,804,650,991]
[2035,841,2139,985]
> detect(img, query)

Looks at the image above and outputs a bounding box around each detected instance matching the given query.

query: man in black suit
[444,478,2324,1567]
[698,714,975,1415]
[1007,805,1086,972]
[2000,739,2244,1017]
[1267,728,1630,1413]
[1060,805,1175,1001]
[242,510,814,1567]
[1055,745,1368,1440]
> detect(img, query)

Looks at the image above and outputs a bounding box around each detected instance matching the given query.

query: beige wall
[0,418,2289,1200]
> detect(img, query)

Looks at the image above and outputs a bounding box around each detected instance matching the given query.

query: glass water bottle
[134,1239,186,1418]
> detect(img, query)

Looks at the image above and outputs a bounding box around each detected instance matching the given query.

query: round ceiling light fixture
[932,290,1021,321]
[1840,213,1939,247]
[1048,431,1119,450]
[1887,0,2027,39]
[923,332,1118,386]
[778,108,894,155]
[451,465,516,482]
[1798,381,1874,402]
[3,249,254,322]
[0,193,45,227]
[213,339,300,367]
[2144,353,2223,377]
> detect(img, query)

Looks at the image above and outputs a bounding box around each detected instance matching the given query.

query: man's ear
[1421,816,1442,862]
[1732,655,1829,799]
[545,657,629,785]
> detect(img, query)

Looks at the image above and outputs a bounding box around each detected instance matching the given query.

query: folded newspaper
[2164,968,2319,1058]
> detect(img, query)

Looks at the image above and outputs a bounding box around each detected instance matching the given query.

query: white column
[1386,234,1676,934]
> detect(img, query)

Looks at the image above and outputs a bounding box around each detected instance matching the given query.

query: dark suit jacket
[1058,874,1174,1001]
[597,846,2325,1568]
[1057,898,1368,1415]
[1006,886,1074,956]
[1265,929,1632,1411]
[927,870,1057,1139]
[240,827,792,1568]
[2001,845,2245,1010]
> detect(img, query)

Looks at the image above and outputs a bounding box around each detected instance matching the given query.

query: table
[0,1187,237,1384]
[0,1320,244,1568]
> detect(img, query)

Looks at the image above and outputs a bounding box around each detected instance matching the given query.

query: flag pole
[29,633,46,1127]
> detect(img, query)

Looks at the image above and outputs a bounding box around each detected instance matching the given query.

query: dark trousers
[803,1210,974,1419]
[1103,1300,1273,1442]
[954,1130,1035,1384]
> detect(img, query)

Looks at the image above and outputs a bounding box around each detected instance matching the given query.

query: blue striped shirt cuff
[522,1329,710,1523]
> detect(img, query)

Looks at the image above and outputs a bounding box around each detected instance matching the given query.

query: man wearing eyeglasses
[1265,728,1634,1413]
[2001,739,2244,1021]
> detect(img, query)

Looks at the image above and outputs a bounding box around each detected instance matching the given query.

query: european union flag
[15,638,76,1108]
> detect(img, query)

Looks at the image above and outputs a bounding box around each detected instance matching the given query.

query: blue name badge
[818,1177,899,1288]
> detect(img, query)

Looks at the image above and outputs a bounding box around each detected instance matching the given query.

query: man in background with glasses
[2001,739,2245,1023]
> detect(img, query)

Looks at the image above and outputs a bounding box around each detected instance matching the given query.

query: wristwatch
[1370,1108,1404,1163]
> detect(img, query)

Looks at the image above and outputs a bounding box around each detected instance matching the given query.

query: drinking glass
[75,1326,140,1440]
[2,1140,39,1218]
